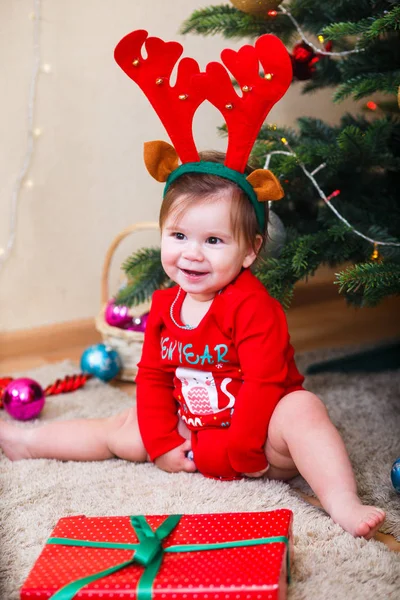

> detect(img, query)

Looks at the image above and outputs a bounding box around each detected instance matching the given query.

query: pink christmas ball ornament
[105,299,133,329]
[3,378,46,420]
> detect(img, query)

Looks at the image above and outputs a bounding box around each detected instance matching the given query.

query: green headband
[164,162,265,231]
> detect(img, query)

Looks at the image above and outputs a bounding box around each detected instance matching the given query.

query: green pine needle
[335,261,400,307]
[362,6,400,43]
[322,18,374,40]
[180,4,297,41]
[115,247,171,307]
[334,71,400,102]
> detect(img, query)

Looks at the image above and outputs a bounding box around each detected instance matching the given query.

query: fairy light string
[264,138,400,250]
[277,5,364,57]
[264,8,395,253]
[0,0,42,272]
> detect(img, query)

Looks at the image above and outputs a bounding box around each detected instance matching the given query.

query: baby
[0,150,385,540]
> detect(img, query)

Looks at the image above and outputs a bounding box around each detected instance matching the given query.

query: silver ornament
[263,210,287,258]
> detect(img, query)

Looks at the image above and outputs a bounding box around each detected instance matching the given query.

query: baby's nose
[183,242,203,260]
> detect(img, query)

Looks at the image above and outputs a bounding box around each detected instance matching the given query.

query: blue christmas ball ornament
[80,344,121,381]
[391,457,400,493]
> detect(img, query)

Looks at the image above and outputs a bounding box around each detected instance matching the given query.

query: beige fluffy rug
[1,348,400,599]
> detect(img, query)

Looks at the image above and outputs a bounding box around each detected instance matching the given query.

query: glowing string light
[0,0,42,272]
[264,140,400,249]
[278,5,363,56]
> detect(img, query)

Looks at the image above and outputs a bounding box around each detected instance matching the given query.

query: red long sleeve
[136,291,185,460]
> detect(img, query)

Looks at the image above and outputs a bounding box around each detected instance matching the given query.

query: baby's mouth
[180,268,208,277]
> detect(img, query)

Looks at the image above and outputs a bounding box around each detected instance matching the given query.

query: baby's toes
[358,508,385,539]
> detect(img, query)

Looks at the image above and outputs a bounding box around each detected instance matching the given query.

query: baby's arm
[228,295,292,476]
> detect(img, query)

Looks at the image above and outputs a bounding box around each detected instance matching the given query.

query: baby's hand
[243,466,269,478]
[155,440,197,474]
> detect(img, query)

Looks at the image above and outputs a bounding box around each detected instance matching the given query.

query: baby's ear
[246,169,284,202]
[144,141,179,182]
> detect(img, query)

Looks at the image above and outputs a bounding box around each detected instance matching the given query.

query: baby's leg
[0,406,147,463]
[265,390,385,539]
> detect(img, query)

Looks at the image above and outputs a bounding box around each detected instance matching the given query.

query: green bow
[46,514,290,600]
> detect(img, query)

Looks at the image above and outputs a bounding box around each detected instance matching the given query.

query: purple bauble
[3,378,45,421]
[105,299,133,329]
[126,312,149,332]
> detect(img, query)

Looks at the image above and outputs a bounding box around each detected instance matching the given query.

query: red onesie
[136,269,304,480]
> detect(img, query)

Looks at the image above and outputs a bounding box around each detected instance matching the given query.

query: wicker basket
[95,221,159,382]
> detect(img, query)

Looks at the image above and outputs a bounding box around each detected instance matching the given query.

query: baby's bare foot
[0,419,33,460]
[328,492,385,539]
[351,506,386,539]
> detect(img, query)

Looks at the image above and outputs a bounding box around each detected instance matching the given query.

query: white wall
[0,0,362,332]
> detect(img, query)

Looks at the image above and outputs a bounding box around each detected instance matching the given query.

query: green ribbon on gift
[46,514,290,600]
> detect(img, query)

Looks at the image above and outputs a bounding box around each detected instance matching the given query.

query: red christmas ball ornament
[290,40,332,82]
[291,42,318,81]
[292,42,314,63]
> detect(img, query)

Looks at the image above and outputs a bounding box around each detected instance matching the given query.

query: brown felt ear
[143,140,180,182]
[246,169,284,202]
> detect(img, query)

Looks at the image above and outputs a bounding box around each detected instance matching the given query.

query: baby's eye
[206,236,222,245]
[173,232,186,240]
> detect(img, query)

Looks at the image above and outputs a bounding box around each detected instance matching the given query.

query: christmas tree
[117,1,400,310]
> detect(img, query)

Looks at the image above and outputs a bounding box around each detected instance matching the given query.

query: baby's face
[160,193,257,302]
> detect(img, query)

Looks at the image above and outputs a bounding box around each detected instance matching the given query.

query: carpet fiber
[1,347,399,599]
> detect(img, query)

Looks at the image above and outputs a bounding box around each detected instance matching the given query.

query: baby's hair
[159,150,269,254]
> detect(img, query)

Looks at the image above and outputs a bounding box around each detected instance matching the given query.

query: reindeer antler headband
[114,30,292,230]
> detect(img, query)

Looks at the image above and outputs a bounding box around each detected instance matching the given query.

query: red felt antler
[114,30,206,163]
[192,35,292,172]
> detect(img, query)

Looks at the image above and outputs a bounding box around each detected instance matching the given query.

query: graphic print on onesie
[175,367,236,430]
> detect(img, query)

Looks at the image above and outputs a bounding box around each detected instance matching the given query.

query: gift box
[21,510,293,600]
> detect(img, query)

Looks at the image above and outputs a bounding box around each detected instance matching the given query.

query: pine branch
[180,5,294,41]
[121,247,161,279]
[115,247,171,307]
[361,6,400,43]
[256,124,299,145]
[336,125,367,158]
[253,223,366,308]
[335,260,400,306]
[332,34,400,101]
[297,116,337,143]
[290,0,376,35]
[321,17,374,40]
[253,257,295,310]
[334,71,400,102]
[321,5,400,43]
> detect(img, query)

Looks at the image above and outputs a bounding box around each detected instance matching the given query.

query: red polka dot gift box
[20,510,293,600]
